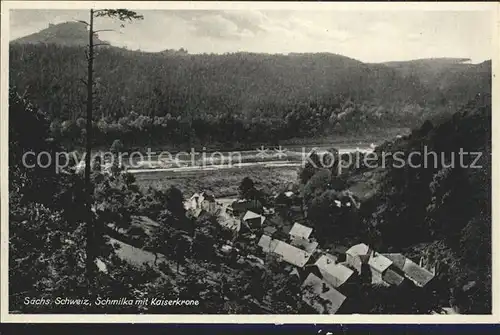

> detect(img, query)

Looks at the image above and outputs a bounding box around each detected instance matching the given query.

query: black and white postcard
[1,1,498,323]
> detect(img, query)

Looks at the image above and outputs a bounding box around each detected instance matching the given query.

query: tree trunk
[85,8,95,299]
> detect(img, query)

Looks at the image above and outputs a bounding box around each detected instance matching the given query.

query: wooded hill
[9,22,491,148]
[365,93,492,313]
[296,92,491,313]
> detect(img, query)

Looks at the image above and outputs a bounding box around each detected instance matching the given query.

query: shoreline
[69,127,409,156]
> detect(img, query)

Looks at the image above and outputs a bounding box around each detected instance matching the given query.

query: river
[125,145,374,175]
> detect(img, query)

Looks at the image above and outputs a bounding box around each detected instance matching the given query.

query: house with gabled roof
[272,240,313,268]
[301,273,347,314]
[368,252,393,285]
[290,267,301,280]
[383,253,406,269]
[382,253,435,288]
[242,210,265,229]
[402,258,435,288]
[346,243,371,274]
[289,222,313,240]
[290,237,319,254]
[188,191,218,213]
[313,255,354,289]
[382,268,405,286]
[219,217,241,238]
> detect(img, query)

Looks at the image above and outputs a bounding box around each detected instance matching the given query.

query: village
[183,189,447,315]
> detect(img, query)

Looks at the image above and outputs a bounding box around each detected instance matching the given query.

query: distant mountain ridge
[12,21,109,47]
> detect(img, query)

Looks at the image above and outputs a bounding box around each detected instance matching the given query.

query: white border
[1,1,499,324]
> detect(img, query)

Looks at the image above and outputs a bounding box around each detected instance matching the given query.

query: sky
[9,9,494,63]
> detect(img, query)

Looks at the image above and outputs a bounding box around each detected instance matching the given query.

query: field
[132,165,299,198]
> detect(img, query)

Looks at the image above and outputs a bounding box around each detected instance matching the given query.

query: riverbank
[71,127,409,156]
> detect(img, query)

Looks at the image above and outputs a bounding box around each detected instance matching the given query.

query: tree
[165,186,186,219]
[307,189,345,241]
[110,138,124,153]
[109,139,124,175]
[193,215,221,260]
[299,150,323,184]
[157,209,176,227]
[302,168,332,209]
[172,231,192,274]
[239,177,256,199]
[145,224,171,266]
[81,9,144,293]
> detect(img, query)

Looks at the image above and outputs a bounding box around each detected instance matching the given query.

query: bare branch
[75,19,90,26]
[79,79,88,86]
[94,29,115,33]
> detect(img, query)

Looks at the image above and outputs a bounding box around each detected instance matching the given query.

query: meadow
[132,165,299,198]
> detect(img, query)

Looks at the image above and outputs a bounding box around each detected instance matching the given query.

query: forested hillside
[9,88,305,314]
[363,93,492,313]
[297,93,491,313]
[9,23,491,149]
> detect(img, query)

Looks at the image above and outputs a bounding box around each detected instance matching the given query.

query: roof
[301,273,347,314]
[382,268,405,286]
[290,237,319,253]
[242,211,265,225]
[221,245,232,252]
[382,253,406,269]
[258,235,279,253]
[315,255,354,288]
[95,258,108,274]
[290,268,301,278]
[382,253,434,287]
[368,252,393,273]
[200,192,215,202]
[191,208,204,218]
[402,258,435,287]
[284,191,294,197]
[441,307,460,315]
[189,193,201,200]
[324,253,338,263]
[346,243,370,257]
[463,281,477,292]
[272,240,312,268]
[289,222,313,239]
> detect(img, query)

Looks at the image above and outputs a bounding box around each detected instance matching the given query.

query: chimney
[431,261,439,275]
